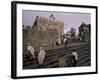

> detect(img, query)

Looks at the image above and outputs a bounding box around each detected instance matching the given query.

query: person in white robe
[27,43,36,59]
[72,50,78,61]
[72,49,78,66]
[38,47,46,66]
[58,36,61,45]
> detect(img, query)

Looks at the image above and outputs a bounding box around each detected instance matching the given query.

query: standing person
[67,55,75,67]
[38,47,46,67]
[58,36,61,45]
[64,37,66,45]
[64,38,68,48]
[56,39,59,46]
[71,49,78,66]
[27,43,36,60]
[67,49,78,67]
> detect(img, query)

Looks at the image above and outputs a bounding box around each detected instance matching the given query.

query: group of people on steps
[26,42,78,68]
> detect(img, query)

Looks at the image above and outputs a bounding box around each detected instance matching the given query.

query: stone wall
[23,15,64,53]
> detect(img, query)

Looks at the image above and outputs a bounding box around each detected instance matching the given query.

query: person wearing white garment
[64,37,67,44]
[27,43,36,60]
[67,49,78,67]
[72,49,78,66]
[72,49,78,60]
[38,47,46,67]
[58,36,61,45]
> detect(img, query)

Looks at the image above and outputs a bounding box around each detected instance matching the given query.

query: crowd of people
[55,36,69,48]
[25,42,78,68]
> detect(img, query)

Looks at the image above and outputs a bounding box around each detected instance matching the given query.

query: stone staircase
[23,42,90,69]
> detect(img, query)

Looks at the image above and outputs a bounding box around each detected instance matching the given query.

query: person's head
[40,47,43,50]
[27,43,30,46]
[73,49,76,52]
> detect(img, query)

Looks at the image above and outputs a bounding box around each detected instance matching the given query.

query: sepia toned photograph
[23,10,91,69]
[11,1,97,79]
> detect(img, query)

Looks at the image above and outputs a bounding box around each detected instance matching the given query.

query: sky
[22,10,91,34]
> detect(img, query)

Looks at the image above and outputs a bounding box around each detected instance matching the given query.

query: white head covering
[40,47,43,50]
[27,43,30,46]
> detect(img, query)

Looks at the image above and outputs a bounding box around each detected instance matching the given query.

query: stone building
[32,15,64,35]
[23,14,64,52]
[78,22,91,42]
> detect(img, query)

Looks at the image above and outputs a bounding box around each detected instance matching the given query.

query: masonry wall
[23,16,64,53]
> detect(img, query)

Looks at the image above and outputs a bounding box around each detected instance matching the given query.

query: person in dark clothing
[71,55,77,67]
[64,39,68,48]
[67,55,77,67]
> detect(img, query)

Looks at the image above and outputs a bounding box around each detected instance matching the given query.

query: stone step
[38,48,89,67]
[23,46,90,68]
[45,45,89,62]
[46,52,90,68]
[47,62,58,68]
[46,51,90,68]
[23,43,89,64]
[46,44,87,55]
[23,44,87,66]
[45,47,89,65]
[23,43,90,69]
[24,54,90,69]
[78,51,90,61]
[45,42,87,53]
[78,55,90,65]
[80,60,90,66]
